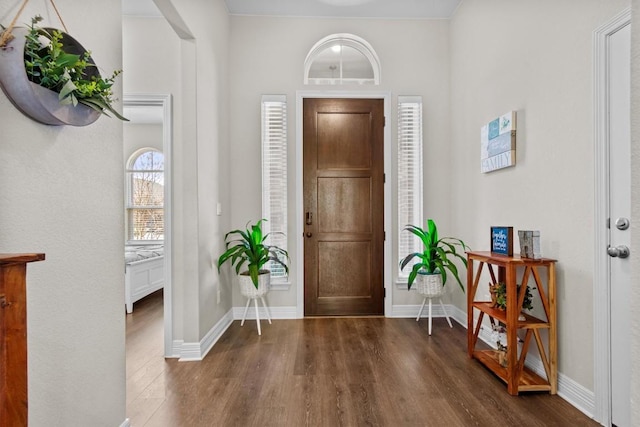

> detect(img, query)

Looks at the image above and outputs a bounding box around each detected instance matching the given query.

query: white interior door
[608,23,631,427]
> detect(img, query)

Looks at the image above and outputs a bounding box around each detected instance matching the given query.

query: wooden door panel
[318,241,371,297]
[304,98,384,316]
[317,113,371,170]
[318,177,371,233]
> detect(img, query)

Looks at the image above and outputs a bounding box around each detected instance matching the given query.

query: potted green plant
[0,15,127,125]
[217,219,289,292]
[399,219,468,294]
[489,282,534,311]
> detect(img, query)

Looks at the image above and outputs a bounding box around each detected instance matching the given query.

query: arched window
[126,149,164,241]
[304,33,381,85]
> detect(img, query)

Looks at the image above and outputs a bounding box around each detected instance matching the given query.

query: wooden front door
[303,98,384,316]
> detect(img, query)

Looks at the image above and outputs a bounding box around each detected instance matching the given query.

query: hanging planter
[0,8,126,126]
[0,26,100,126]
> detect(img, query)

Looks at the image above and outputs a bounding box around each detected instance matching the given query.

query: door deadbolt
[615,217,630,230]
[607,245,630,258]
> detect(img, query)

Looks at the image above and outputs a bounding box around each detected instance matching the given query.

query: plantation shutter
[397,96,423,278]
[261,95,288,280]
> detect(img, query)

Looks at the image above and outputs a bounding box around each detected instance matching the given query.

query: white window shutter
[397,96,423,278]
[261,95,288,279]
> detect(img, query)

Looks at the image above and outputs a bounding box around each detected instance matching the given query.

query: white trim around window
[397,96,424,282]
[261,95,289,285]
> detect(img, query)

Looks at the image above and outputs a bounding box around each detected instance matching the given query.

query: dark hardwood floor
[126,291,599,426]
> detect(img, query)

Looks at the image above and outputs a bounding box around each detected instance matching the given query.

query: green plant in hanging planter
[21,15,127,120]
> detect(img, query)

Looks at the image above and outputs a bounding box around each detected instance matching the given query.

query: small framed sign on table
[491,226,513,256]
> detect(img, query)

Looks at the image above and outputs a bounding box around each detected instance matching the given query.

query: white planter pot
[238,270,270,298]
[416,273,445,298]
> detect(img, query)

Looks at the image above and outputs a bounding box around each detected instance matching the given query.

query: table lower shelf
[472,350,553,394]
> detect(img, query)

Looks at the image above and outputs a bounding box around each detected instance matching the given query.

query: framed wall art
[481,111,517,173]
[490,226,513,256]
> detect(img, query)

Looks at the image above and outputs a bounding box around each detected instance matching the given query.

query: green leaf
[78,98,129,121]
[217,219,288,286]
[55,52,81,68]
[248,264,260,288]
[59,79,77,101]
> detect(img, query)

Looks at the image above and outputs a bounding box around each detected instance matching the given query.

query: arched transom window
[304,33,381,85]
[126,149,165,241]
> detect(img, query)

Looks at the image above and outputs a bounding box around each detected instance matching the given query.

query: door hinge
[383,173,386,183]
[607,218,611,229]
[384,231,386,241]
[384,116,386,127]
[384,288,386,298]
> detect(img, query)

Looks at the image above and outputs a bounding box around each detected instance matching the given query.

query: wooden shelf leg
[506,263,519,395]
[548,263,558,394]
[532,329,552,382]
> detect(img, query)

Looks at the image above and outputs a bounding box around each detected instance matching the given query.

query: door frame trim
[593,7,630,425]
[295,91,392,318]
[124,93,174,358]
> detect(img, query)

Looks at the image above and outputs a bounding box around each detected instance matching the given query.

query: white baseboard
[175,309,234,361]
[169,340,183,358]
[120,419,131,427]
[179,341,204,361]
[199,309,235,359]
[172,305,297,362]
[556,373,596,418]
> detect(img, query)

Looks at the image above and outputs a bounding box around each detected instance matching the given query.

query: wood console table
[466,251,557,395]
[1,253,45,426]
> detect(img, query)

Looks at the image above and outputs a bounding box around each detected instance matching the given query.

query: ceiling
[122,0,462,19]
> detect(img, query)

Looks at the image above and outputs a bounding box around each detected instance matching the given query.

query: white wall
[123,15,186,341]
[189,0,231,342]
[124,122,163,160]
[158,0,231,345]
[630,0,640,422]
[0,0,125,425]
[123,0,231,351]
[450,0,629,394]
[229,16,452,308]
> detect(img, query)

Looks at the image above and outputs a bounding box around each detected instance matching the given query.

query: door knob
[607,245,630,258]
[306,232,312,238]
